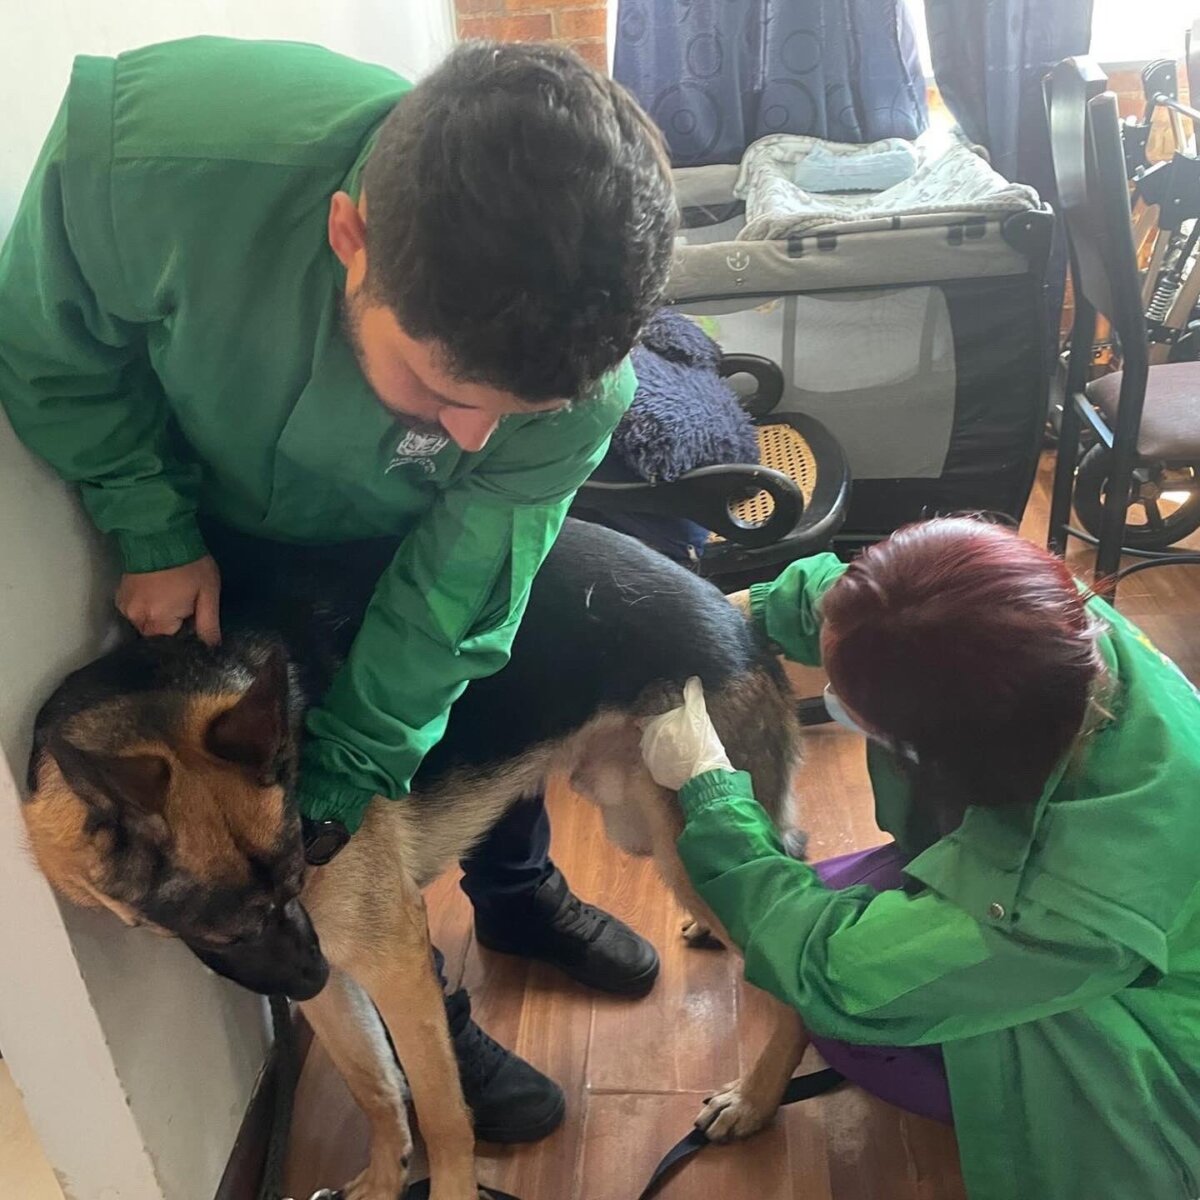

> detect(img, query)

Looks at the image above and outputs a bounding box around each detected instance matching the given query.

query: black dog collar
[301,817,350,866]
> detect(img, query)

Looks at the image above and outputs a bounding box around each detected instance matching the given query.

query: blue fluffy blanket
[610,309,759,483]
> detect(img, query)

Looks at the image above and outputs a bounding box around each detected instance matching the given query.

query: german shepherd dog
[24,518,806,1200]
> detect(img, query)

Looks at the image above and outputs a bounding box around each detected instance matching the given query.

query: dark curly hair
[362,40,678,402]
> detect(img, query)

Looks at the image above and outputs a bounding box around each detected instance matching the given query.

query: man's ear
[328,190,367,268]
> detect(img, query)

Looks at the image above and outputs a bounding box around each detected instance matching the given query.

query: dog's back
[415,520,797,825]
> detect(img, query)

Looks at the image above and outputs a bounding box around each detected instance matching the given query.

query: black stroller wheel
[1074,446,1200,550]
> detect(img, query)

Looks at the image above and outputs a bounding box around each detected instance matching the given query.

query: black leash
[261,988,840,1200]
[303,1186,517,1199]
[257,995,302,1200]
[402,1184,518,1199]
[408,1070,842,1200]
[633,1068,845,1200]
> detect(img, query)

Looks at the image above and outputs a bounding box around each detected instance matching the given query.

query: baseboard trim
[214,1009,312,1200]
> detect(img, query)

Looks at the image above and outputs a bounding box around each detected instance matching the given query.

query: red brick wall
[456,0,609,72]
[1109,63,1191,162]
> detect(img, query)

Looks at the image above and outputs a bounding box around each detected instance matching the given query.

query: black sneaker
[444,988,565,1144]
[474,869,660,997]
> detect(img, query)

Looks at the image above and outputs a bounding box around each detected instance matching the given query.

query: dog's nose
[272,898,330,1000]
[184,898,329,1000]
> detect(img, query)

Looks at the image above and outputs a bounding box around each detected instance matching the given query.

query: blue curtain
[614,0,928,167]
[925,0,1093,360]
[924,0,1093,195]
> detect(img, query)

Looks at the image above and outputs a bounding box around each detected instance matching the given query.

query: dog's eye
[194,931,248,948]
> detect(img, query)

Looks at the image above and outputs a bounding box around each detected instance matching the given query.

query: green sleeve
[297,365,634,832]
[0,105,205,573]
[676,773,1145,1045]
[748,554,848,666]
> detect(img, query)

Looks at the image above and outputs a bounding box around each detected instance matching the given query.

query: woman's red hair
[820,518,1103,811]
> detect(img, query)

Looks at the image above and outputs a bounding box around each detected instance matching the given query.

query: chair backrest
[1044,58,1149,382]
[1190,21,1200,110]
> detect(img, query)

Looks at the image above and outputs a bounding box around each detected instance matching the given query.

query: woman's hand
[116,555,222,645]
[640,677,735,791]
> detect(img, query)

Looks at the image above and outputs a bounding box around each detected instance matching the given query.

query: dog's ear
[50,739,171,816]
[205,649,289,774]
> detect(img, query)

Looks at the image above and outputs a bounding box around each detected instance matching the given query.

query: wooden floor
[283,456,1200,1200]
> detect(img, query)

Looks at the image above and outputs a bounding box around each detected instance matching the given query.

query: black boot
[474,868,660,997]
[444,987,565,1144]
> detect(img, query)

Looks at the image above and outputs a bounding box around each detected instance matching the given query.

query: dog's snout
[271,898,330,999]
[184,897,329,1000]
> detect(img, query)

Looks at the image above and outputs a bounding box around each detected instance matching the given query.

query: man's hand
[116,555,222,645]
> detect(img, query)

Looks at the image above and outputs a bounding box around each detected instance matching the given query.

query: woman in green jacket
[641,518,1200,1200]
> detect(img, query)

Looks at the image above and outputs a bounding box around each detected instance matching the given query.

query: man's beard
[339,292,445,438]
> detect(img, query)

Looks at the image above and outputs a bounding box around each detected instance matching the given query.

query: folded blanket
[637,306,722,370]
[609,309,759,484]
[734,130,1040,241]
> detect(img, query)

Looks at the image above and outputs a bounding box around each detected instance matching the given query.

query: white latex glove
[727,589,752,617]
[640,677,735,791]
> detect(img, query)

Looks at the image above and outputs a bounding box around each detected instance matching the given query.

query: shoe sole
[473,1086,566,1145]
[474,932,661,998]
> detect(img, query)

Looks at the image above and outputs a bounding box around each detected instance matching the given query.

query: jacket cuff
[679,769,754,818]
[117,522,209,574]
[748,582,774,636]
[294,771,376,835]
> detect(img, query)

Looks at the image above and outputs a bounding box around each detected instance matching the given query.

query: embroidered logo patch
[387,429,449,475]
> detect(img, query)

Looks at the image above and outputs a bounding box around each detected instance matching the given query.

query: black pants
[434,794,554,995]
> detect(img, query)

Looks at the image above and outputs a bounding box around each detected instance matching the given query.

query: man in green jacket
[642,519,1200,1199]
[0,36,677,1141]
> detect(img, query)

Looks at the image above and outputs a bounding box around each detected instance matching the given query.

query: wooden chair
[572,353,851,591]
[1045,57,1200,590]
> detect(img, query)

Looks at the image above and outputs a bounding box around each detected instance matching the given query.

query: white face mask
[822,684,872,737]
[823,685,919,763]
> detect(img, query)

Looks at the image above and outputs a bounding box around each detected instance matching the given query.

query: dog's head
[24,648,329,1000]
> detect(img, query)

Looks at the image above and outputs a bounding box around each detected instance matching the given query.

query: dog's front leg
[696,998,810,1141]
[639,785,811,1140]
[298,967,414,1200]
[348,882,479,1200]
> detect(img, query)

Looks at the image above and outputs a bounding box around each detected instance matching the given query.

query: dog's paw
[695,1081,777,1142]
[337,1154,409,1200]
[680,919,723,950]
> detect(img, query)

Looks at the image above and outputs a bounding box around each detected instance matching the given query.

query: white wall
[0,407,268,1200]
[1091,0,1194,66]
[1,0,457,232]
[0,4,455,1198]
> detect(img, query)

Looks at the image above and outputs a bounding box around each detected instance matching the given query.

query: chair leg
[1096,363,1150,596]
[1048,396,1082,557]
[1052,298,1097,559]
[796,695,833,726]
[1095,439,1136,591]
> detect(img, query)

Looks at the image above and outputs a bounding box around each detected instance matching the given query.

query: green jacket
[678,555,1200,1200]
[0,38,634,831]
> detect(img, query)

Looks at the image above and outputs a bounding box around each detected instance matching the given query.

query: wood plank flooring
[283,454,1200,1200]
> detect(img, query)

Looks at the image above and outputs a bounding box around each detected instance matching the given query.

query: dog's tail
[703,666,803,837]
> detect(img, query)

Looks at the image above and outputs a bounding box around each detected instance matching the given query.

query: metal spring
[1147,274,1177,323]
